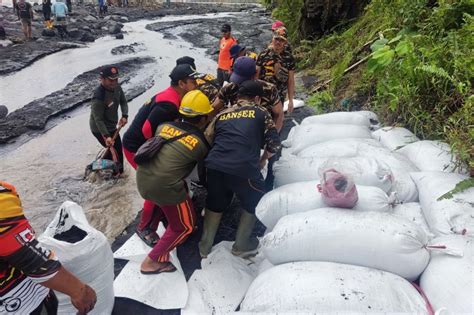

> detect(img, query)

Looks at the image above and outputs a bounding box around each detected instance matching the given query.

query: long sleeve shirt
[51,1,68,17]
[89,84,128,137]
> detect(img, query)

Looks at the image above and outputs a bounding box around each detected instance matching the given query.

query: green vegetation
[267,0,473,172]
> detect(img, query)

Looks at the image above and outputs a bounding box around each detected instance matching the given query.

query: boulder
[115,33,124,40]
[108,23,123,35]
[79,32,95,42]
[41,28,56,37]
[0,105,8,119]
[67,28,82,38]
[84,15,98,22]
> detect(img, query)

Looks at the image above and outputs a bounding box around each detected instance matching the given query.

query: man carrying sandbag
[199,80,281,258]
[0,181,96,315]
[136,90,212,274]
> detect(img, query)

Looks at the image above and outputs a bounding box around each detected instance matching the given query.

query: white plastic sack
[301,111,375,127]
[282,123,372,154]
[297,138,419,202]
[182,242,258,314]
[420,235,473,314]
[392,202,431,236]
[241,261,428,313]
[256,181,392,230]
[354,110,380,124]
[113,225,188,310]
[399,140,462,173]
[372,127,419,151]
[411,172,474,237]
[273,156,393,192]
[262,208,430,280]
[39,201,114,315]
[283,98,304,112]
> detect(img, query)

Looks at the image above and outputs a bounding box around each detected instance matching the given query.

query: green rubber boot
[232,211,259,257]
[198,209,223,258]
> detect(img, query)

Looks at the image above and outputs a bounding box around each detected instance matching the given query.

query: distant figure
[0,25,6,40]
[15,0,33,40]
[98,0,106,18]
[90,66,129,176]
[66,0,72,12]
[42,0,52,29]
[217,23,237,86]
[52,0,68,38]
[0,181,97,314]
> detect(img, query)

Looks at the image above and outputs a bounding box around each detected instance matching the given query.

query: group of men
[0,20,296,315]
[13,0,70,40]
[88,21,296,274]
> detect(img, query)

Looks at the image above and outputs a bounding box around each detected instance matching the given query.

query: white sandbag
[182,242,258,314]
[420,235,473,314]
[274,156,393,192]
[297,138,419,202]
[392,202,431,236]
[113,225,188,310]
[262,208,430,280]
[372,126,419,150]
[256,180,392,230]
[301,111,374,127]
[39,201,114,315]
[411,172,474,237]
[399,140,461,173]
[282,124,372,153]
[355,110,380,124]
[283,98,304,112]
[241,261,428,313]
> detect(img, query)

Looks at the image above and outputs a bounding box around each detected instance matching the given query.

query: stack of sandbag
[256,180,393,230]
[411,171,474,237]
[261,208,430,280]
[420,235,473,314]
[241,262,429,313]
[273,155,394,192]
[39,201,115,315]
[293,138,419,202]
[372,126,419,151]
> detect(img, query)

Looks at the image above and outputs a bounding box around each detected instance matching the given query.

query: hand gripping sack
[262,208,430,280]
[318,169,358,208]
[39,201,114,315]
[411,172,474,237]
[256,181,392,230]
[281,123,372,153]
[372,126,419,151]
[420,235,473,314]
[241,262,428,313]
[273,156,393,191]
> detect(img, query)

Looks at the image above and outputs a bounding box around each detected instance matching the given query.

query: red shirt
[218,36,237,71]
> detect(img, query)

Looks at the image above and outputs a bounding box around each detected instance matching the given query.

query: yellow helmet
[0,181,24,219]
[179,90,213,117]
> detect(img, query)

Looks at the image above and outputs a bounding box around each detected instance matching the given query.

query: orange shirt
[218,36,237,71]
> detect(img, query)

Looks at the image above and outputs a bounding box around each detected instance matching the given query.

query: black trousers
[30,290,58,315]
[92,131,124,173]
[216,68,230,87]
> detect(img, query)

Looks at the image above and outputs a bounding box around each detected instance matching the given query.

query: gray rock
[118,16,129,23]
[84,15,98,22]
[68,28,82,38]
[81,26,92,33]
[69,18,77,23]
[79,32,95,42]
[41,28,55,37]
[101,26,108,31]
[108,23,123,35]
[0,105,8,119]
[115,33,124,40]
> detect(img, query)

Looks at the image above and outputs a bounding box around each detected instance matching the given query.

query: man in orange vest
[217,23,237,87]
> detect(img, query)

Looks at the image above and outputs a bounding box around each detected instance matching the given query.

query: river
[0,13,232,240]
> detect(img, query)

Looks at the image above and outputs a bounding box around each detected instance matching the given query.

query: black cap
[100,65,119,80]
[176,56,196,70]
[169,64,200,83]
[221,23,231,32]
[230,44,246,60]
[237,80,263,97]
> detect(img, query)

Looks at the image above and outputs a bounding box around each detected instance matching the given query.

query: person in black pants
[89,65,128,175]
[42,0,52,29]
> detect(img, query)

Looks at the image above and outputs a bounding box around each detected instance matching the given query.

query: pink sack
[318,169,359,208]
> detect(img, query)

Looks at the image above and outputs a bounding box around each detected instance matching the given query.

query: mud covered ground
[0,2,259,75]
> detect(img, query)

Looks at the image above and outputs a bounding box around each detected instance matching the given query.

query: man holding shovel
[89,65,128,175]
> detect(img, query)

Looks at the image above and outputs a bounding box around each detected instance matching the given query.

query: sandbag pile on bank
[241,111,473,313]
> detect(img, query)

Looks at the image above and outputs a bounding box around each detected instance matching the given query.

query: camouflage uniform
[256,46,296,102]
[216,79,280,116]
[197,74,220,103]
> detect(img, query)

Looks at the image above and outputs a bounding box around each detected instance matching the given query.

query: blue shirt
[52,2,68,17]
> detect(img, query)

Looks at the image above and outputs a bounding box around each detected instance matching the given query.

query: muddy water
[0,13,231,240]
